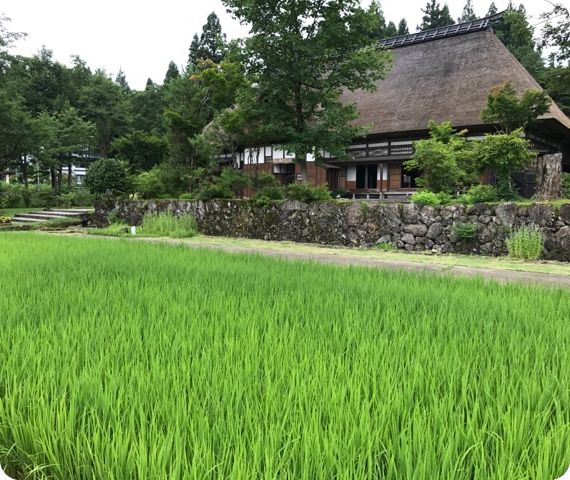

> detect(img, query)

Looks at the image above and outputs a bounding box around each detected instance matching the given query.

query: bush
[29,184,57,208]
[254,186,285,201]
[410,190,451,206]
[0,183,28,208]
[249,172,281,192]
[285,184,332,202]
[85,158,130,196]
[199,184,234,201]
[506,225,544,261]
[458,185,499,204]
[451,222,477,240]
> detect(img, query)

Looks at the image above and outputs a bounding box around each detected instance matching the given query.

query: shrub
[506,224,544,261]
[254,186,285,201]
[85,158,130,196]
[451,222,477,240]
[285,184,332,202]
[458,185,499,204]
[199,184,234,201]
[411,191,442,206]
[249,172,281,192]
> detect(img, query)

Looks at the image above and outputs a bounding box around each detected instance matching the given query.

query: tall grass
[0,233,568,479]
[506,224,544,260]
[139,211,197,238]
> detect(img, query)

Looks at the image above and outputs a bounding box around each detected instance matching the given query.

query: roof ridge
[377,11,506,50]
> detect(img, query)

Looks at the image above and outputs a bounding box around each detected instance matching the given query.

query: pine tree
[458,0,477,22]
[164,61,180,84]
[188,12,227,67]
[368,0,387,40]
[487,2,498,16]
[397,18,410,35]
[417,1,454,31]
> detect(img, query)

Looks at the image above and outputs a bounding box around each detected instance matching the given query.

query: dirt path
[89,235,570,290]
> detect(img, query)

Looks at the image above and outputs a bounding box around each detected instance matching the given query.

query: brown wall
[389,164,401,189]
[296,162,328,186]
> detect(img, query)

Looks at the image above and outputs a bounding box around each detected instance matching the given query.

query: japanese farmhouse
[234,13,570,199]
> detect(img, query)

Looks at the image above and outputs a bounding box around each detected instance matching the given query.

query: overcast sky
[1,0,554,91]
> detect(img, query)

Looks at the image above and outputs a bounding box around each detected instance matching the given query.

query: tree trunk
[57,166,63,193]
[68,164,73,188]
[50,167,57,189]
[21,156,28,188]
[536,153,563,201]
[298,159,309,185]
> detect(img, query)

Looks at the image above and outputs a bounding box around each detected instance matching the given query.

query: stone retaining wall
[94,199,570,261]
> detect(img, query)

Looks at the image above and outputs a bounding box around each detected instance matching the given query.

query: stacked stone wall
[93,200,570,261]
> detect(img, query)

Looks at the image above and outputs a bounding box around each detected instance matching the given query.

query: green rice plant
[88,222,132,237]
[0,233,568,479]
[506,224,544,260]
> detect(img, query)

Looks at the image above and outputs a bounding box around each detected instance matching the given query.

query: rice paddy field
[0,232,569,479]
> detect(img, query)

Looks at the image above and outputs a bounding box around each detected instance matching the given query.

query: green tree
[130,79,165,134]
[541,2,569,62]
[493,8,545,81]
[163,61,180,84]
[404,121,475,193]
[397,18,410,35]
[481,81,551,133]
[36,105,96,191]
[111,131,168,173]
[0,14,26,53]
[188,12,227,67]
[78,70,131,157]
[458,0,477,22]
[222,0,392,183]
[417,0,454,31]
[85,157,130,196]
[471,128,536,185]
[487,2,498,16]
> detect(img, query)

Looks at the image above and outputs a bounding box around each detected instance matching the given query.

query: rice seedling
[0,232,568,479]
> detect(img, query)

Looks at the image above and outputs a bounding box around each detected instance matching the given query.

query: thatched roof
[344,29,570,137]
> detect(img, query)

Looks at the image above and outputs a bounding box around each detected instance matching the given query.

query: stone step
[11,216,45,223]
[49,208,93,214]
[44,210,91,217]
[16,213,67,221]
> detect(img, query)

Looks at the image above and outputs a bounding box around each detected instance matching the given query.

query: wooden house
[238,13,570,199]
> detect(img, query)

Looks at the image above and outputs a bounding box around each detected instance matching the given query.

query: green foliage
[451,221,477,240]
[134,166,171,199]
[481,81,551,133]
[417,0,454,31]
[254,186,285,201]
[285,184,333,202]
[411,190,452,206]
[223,0,392,181]
[506,224,544,260]
[85,158,130,196]
[188,12,227,66]
[493,9,545,81]
[88,222,132,237]
[199,184,234,201]
[1,235,569,478]
[541,3,569,63]
[139,211,197,238]
[405,121,475,193]
[471,129,536,184]
[111,131,168,173]
[457,185,500,204]
[562,172,570,199]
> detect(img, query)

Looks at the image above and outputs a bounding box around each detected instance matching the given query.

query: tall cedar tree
[493,7,545,82]
[458,0,477,22]
[397,18,410,35]
[188,12,227,67]
[222,0,392,183]
[417,0,454,31]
